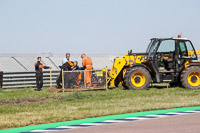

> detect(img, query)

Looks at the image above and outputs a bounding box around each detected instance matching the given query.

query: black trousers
[36,72,43,90]
[56,71,78,89]
[56,71,70,88]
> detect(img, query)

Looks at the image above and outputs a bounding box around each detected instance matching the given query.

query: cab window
[148,39,159,58]
[157,40,175,53]
[178,41,197,59]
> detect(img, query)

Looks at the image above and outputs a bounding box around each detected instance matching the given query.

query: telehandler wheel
[181,66,200,90]
[124,67,151,90]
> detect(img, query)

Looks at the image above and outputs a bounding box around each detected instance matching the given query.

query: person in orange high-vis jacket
[81,53,93,87]
[35,57,50,91]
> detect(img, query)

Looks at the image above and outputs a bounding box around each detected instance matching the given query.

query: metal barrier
[49,68,108,92]
[0,71,3,88]
[2,71,59,89]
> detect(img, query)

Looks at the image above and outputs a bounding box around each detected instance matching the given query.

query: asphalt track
[51,113,200,133]
[1,106,200,133]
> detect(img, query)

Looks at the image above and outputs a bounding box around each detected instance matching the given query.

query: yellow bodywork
[108,50,200,88]
[108,54,146,87]
[109,58,126,87]
[196,50,200,55]
[184,50,200,68]
[188,50,200,56]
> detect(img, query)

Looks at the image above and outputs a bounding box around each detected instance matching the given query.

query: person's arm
[62,58,64,65]
[39,63,50,69]
[44,66,50,69]
[82,58,86,69]
[62,58,67,65]
[67,63,72,70]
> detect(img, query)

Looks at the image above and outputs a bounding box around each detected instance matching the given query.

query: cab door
[155,39,176,72]
[177,40,197,70]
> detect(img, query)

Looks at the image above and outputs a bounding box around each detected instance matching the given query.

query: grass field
[1,86,200,130]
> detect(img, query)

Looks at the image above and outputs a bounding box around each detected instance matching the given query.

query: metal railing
[2,71,59,89]
[0,72,3,88]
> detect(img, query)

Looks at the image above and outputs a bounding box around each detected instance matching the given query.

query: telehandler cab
[108,36,200,90]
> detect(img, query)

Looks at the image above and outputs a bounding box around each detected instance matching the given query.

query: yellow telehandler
[108,36,200,90]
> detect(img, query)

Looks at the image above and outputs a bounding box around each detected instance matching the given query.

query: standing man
[35,57,50,91]
[62,52,70,65]
[81,53,93,87]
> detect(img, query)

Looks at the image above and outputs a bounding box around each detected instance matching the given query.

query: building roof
[0,54,123,72]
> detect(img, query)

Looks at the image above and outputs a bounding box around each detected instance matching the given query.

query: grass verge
[0,86,200,129]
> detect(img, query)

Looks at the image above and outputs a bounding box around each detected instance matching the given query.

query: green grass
[1,86,200,129]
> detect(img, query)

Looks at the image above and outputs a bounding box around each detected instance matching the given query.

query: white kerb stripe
[184,111,200,113]
[80,123,105,125]
[31,130,52,132]
[145,115,168,118]
[104,120,128,122]
[125,117,149,120]
[57,126,82,129]
[165,113,184,115]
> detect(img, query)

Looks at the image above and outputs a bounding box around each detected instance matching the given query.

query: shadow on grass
[121,84,172,90]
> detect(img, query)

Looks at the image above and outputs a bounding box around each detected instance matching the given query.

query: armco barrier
[2,71,59,89]
[0,71,3,88]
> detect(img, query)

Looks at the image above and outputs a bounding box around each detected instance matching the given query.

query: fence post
[105,67,108,91]
[62,69,64,92]
[84,70,86,89]
[49,69,52,88]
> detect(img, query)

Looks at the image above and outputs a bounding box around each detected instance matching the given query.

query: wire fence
[49,68,108,92]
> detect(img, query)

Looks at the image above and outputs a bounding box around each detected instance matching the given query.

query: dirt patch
[48,87,60,92]
[0,98,54,105]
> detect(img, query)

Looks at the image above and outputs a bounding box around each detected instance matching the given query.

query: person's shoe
[35,88,42,91]
[56,84,62,89]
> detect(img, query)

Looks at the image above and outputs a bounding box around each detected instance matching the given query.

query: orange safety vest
[67,61,74,67]
[35,62,45,69]
[35,62,45,73]
[82,56,93,70]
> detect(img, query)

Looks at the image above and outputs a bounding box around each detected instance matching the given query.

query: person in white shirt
[62,52,70,65]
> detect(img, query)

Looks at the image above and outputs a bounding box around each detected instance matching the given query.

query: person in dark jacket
[35,57,50,91]
[56,61,74,88]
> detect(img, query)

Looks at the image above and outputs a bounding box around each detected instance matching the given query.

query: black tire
[124,67,151,90]
[181,66,200,90]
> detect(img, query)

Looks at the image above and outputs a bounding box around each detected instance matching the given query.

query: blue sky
[0,0,200,54]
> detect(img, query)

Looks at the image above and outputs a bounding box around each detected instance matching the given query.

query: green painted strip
[1,106,200,133]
